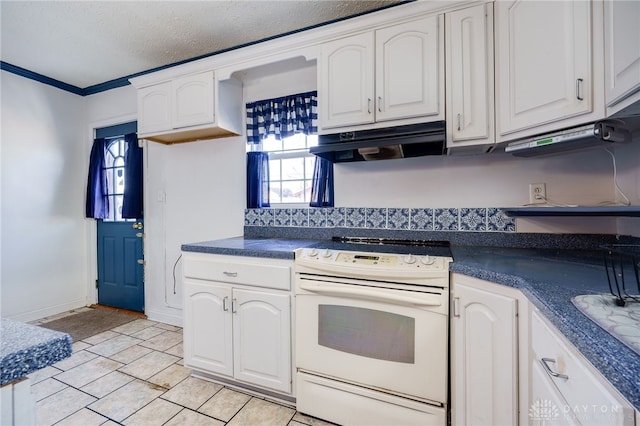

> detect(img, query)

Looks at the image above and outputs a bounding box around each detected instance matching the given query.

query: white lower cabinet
[452,273,637,426]
[182,253,292,395]
[530,309,635,426]
[450,274,520,426]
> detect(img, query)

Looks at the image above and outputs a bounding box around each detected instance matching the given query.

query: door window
[103,137,131,222]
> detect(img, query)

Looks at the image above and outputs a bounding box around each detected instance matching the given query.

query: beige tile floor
[29,309,334,426]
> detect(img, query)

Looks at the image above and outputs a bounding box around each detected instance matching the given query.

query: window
[259,133,318,205]
[103,137,131,222]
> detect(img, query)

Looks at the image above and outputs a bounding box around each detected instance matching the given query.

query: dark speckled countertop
[181,236,640,411]
[450,246,640,411]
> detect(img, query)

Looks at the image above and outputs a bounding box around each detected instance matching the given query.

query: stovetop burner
[316,236,453,259]
[331,236,450,248]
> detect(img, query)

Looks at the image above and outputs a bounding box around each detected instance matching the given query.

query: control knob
[421,255,435,265]
[308,249,318,257]
[322,249,332,258]
[403,254,416,264]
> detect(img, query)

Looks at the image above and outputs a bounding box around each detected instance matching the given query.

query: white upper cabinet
[137,81,172,135]
[320,32,375,128]
[495,0,604,141]
[172,72,215,129]
[375,16,441,122]
[137,70,243,144]
[604,0,640,112]
[445,3,495,153]
[319,15,444,131]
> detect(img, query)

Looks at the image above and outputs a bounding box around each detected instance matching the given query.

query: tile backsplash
[245,207,516,232]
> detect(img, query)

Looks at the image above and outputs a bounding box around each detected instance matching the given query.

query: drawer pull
[223,296,229,312]
[223,271,238,277]
[541,357,568,380]
[576,78,584,101]
[232,298,238,313]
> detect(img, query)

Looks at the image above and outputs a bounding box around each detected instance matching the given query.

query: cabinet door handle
[223,296,229,311]
[378,96,382,112]
[576,78,584,101]
[453,297,460,317]
[231,298,237,313]
[541,357,569,380]
[367,98,371,114]
[457,113,462,131]
[223,271,238,277]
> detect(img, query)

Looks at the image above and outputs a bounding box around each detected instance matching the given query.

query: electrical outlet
[529,183,546,204]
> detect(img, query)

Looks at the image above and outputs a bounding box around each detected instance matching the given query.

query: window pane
[114,195,124,221]
[269,159,281,181]
[115,167,125,195]
[270,183,282,203]
[305,157,315,179]
[306,135,319,148]
[304,181,312,202]
[285,133,306,150]
[281,158,305,180]
[262,135,281,151]
[281,180,305,203]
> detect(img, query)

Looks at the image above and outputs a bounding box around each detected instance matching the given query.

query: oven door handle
[299,282,442,306]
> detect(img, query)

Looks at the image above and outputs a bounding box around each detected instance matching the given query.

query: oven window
[318,305,415,363]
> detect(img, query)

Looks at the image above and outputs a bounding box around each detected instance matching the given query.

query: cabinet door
[183,280,233,377]
[495,1,592,136]
[604,1,640,107]
[451,281,518,426]
[137,81,172,135]
[172,71,215,129]
[232,288,291,393]
[446,3,494,148]
[376,15,442,122]
[319,32,375,129]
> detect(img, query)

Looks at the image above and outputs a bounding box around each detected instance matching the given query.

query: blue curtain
[122,133,143,219]
[246,91,317,145]
[246,152,270,208]
[85,138,109,219]
[310,157,334,207]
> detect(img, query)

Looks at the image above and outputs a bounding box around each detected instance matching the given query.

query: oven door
[295,276,448,404]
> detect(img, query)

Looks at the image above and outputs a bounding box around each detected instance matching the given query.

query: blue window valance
[246,91,317,144]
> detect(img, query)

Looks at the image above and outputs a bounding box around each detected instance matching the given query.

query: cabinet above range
[318,15,444,131]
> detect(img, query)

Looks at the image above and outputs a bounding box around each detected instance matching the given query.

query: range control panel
[297,248,449,271]
[336,252,397,266]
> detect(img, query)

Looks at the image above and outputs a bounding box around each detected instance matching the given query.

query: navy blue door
[95,122,144,312]
[97,220,144,312]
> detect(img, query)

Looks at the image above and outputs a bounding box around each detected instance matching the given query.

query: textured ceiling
[1,1,403,89]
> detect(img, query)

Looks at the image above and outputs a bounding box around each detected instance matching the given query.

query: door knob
[132,222,143,230]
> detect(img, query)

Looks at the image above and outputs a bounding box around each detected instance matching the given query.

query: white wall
[335,139,640,235]
[1,71,88,321]
[144,138,246,325]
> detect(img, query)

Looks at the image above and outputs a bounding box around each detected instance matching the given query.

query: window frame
[254,133,318,208]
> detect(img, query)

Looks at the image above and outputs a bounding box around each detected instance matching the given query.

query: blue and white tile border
[245,207,516,232]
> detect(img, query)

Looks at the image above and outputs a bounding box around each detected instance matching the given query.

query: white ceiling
[1,0,402,90]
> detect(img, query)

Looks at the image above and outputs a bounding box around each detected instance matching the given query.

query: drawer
[183,256,291,290]
[531,310,634,426]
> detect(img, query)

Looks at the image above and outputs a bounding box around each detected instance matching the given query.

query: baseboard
[8,298,89,323]
[145,308,183,327]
